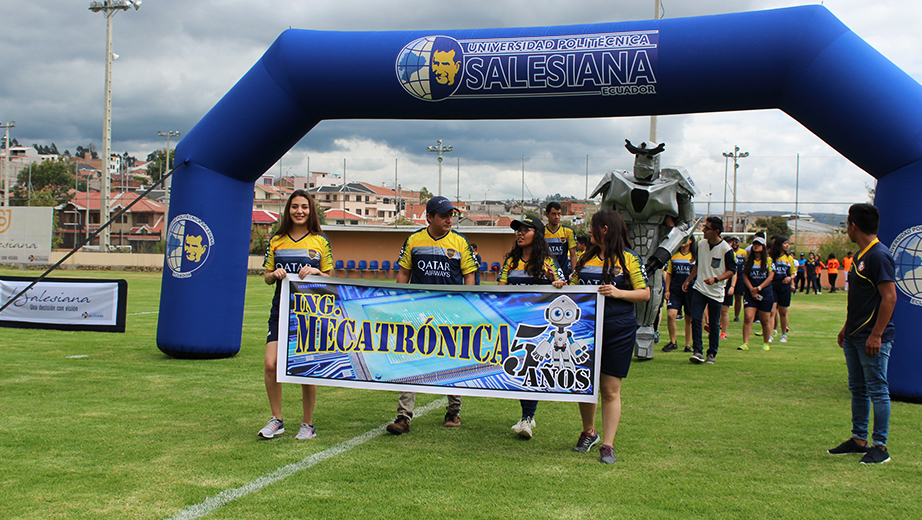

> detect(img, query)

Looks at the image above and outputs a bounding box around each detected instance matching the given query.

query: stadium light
[722,146,749,233]
[89,0,141,249]
[427,139,453,197]
[1,121,14,207]
[158,131,181,223]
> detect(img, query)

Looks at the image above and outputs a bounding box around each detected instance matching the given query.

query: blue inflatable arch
[157,5,922,400]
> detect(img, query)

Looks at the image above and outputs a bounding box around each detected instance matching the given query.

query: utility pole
[427,139,452,196]
[722,146,749,233]
[89,0,141,248]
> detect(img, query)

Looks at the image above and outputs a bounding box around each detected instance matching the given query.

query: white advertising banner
[0,207,53,264]
[0,277,127,332]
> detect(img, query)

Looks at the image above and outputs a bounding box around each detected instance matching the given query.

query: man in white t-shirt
[682,217,736,364]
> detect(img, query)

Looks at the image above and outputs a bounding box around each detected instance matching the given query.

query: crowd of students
[255,189,855,465]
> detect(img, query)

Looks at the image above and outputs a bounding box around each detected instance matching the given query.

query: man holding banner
[386,196,479,435]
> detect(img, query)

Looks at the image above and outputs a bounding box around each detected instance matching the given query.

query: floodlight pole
[722,145,749,233]
[1,121,14,207]
[89,0,141,249]
[157,130,180,222]
[427,139,452,196]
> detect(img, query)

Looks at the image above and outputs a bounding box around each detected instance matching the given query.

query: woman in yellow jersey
[769,236,796,343]
[568,210,650,464]
[258,190,333,440]
[497,215,565,440]
[737,237,775,351]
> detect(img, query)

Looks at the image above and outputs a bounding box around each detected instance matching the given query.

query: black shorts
[734,279,748,296]
[773,283,792,307]
[743,290,775,313]
[267,312,280,343]
[667,288,689,311]
[600,313,637,378]
[723,283,735,306]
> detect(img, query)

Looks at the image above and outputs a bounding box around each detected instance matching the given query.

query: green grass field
[2,268,920,520]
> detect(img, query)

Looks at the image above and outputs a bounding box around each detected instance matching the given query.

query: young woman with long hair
[737,237,775,351]
[258,190,333,440]
[569,209,650,464]
[497,215,565,439]
[769,236,796,343]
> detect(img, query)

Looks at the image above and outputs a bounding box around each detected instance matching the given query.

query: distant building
[56,191,165,252]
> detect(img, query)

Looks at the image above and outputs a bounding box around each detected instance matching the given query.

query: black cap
[426,196,457,214]
[511,215,545,236]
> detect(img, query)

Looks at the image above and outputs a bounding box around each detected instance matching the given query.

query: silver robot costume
[590,140,698,359]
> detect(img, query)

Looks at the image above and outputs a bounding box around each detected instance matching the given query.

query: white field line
[165,397,448,520]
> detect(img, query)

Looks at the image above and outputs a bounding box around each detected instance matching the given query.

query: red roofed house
[56,191,165,252]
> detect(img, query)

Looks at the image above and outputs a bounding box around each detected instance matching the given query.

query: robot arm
[645,219,700,273]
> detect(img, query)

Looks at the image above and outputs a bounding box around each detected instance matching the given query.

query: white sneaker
[780,334,788,343]
[295,423,316,440]
[516,417,535,439]
[768,335,774,343]
[258,416,285,439]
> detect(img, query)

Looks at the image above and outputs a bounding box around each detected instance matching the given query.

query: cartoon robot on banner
[503,295,590,388]
[591,140,698,360]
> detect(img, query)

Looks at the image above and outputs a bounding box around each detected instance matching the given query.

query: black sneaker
[827,438,869,455]
[859,445,890,464]
[662,342,678,352]
[572,429,600,452]
[683,346,693,353]
[599,444,617,464]
[689,352,705,364]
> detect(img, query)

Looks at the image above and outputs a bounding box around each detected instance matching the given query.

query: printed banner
[277,277,603,403]
[396,31,658,102]
[0,276,127,332]
[0,207,53,264]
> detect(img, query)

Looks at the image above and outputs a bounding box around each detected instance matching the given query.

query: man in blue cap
[386,196,478,434]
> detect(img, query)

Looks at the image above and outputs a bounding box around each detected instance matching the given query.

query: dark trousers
[795,271,806,292]
[690,289,722,357]
[828,273,838,292]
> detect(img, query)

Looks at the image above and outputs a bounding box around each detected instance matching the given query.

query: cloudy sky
[2,0,918,215]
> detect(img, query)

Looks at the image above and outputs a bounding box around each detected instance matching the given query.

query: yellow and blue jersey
[772,253,796,282]
[264,233,333,273]
[545,225,577,275]
[498,256,563,285]
[571,250,648,317]
[264,232,333,312]
[733,247,748,271]
[398,228,478,285]
[744,256,774,286]
[666,250,694,290]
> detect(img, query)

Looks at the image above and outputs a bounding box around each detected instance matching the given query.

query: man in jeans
[682,217,735,364]
[385,196,478,435]
[828,204,896,464]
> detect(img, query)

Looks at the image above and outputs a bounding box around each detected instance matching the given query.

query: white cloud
[1,0,917,214]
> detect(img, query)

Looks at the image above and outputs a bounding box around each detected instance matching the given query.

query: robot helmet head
[545,296,581,327]
[624,140,665,181]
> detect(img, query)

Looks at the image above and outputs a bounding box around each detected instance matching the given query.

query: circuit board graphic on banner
[277,277,603,403]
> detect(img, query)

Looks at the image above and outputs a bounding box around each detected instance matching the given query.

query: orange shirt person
[826,253,841,293]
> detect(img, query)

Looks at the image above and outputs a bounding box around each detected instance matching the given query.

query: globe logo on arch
[166,214,215,279]
[396,36,464,101]
[889,225,922,306]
